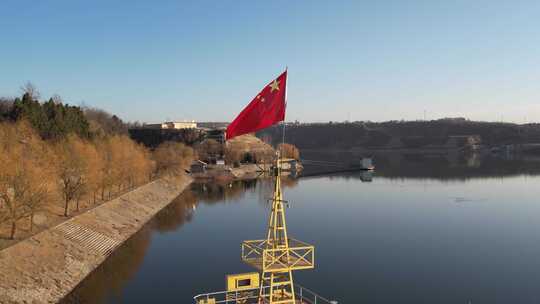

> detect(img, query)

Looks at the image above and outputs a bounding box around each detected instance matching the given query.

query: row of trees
[0,84,130,140]
[0,86,194,240]
[259,118,540,149]
[2,92,90,140]
[0,120,194,240]
[55,134,155,217]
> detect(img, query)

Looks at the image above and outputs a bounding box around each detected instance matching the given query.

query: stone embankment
[0,175,192,304]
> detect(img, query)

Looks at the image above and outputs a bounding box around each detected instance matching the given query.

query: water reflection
[375,155,540,180]
[61,225,152,304]
[153,191,197,233]
[301,150,540,181]
[62,190,197,304]
[63,177,299,304]
[62,157,540,304]
[192,177,300,208]
[360,170,373,182]
[190,180,256,204]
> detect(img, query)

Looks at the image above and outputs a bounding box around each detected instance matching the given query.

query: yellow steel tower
[242,159,315,304]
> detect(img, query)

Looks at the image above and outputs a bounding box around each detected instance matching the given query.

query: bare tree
[0,168,31,239]
[153,142,194,176]
[83,107,128,136]
[51,94,63,104]
[224,144,245,165]
[54,137,87,217]
[0,154,50,237]
[23,180,49,232]
[278,143,300,160]
[0,121,52,238]
[20,82,40,100]
[195,139,223,162]
[95,138,115,200]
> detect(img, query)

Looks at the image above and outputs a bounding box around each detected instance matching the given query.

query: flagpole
[278,67,287,172]
[282,66,287,148]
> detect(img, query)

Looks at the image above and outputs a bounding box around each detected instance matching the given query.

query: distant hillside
[258,119,540,150]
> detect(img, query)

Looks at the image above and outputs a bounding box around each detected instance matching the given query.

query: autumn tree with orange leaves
[0,121,53,238]
[0,87,194,242]
[278,143,300,160]
[153,142,194,176]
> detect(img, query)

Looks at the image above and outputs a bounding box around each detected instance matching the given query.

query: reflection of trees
[191,177,298,208]
[61,189,200,304]
[62,177,298,303]
[253,176,299,207]
[152,190,198,233]
[61,226,152,304]
[301,150,540,182]
[191,180,255,204]
[280,177,299,188]
[375,155,540,181]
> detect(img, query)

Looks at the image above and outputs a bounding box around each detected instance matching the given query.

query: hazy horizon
[1,1,539,123]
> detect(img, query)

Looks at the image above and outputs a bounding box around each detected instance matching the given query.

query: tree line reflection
[301,150,540,182]
[61,177,298,304]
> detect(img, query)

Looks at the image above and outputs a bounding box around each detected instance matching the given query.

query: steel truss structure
[241,163,314,304]
[194,158,335,304]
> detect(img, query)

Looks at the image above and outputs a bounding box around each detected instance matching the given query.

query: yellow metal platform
[193,152,336,304]
[194,284,335,304]
[242,239,314,272]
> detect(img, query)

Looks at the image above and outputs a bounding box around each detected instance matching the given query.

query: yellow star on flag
[269,79,280,92]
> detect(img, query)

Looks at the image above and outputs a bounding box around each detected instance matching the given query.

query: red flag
[226,71,287,140]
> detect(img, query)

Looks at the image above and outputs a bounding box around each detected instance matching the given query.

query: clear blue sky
[1,1,539,123]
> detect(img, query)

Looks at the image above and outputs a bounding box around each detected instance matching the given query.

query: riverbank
[192,160,302,182]
[0,180,159,251]
[191,164,268,182]
[0,174,192,304]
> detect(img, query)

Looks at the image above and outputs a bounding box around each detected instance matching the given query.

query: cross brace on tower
[242,157,315,304]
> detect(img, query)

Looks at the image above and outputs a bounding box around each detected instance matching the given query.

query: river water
[64,155,540,304]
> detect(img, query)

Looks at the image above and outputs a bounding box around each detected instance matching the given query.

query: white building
[162,121,197,129]
[144,120,197,129]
